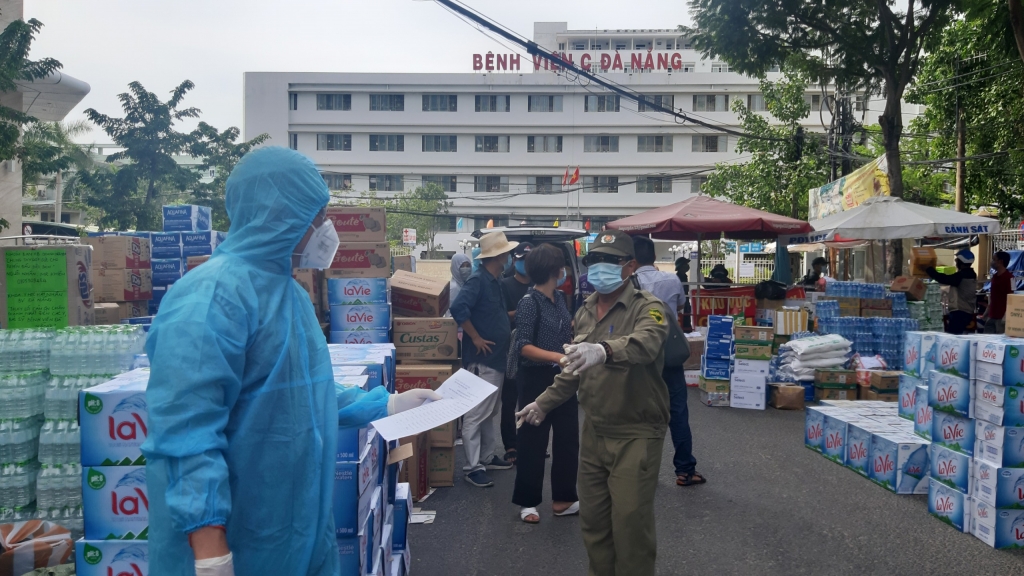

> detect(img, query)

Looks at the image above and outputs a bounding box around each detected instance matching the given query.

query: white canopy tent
[808,196,1001,240]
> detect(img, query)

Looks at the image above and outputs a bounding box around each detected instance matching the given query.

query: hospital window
[422,94,457,111]
[692,135,727,153]
[528,95,563,112]
[316,93,351,110]
[474,176,509,192]
[421,175,458,192]
[321,173,352,190]
[527,176,556,193]
[289,133,298,150]
[421,135,457,152]
[369,134,404,152]
[475,95,510,112]
[475,135,510,153]
[584,135,618,152]
[583,176,619,193]
[636,176,673,194]
[289,93,298,111]
[691,176,709,194]
[637,135,673,153]
[585,95,620,112]
[747,94,767,112]
[316,133,351,151]
[638,95,674,112]
[692,94,729,112]
[527,136,562,153]
[369,175,403,192]
[369,94,404,111]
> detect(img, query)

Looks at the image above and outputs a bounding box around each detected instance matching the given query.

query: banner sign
[808,156,891,220]
[691,286,756,327]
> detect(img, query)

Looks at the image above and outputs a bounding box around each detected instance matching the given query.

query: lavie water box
[330,304,391,331]
[973,338,1024,386]
[79,369,150,466]
[929,443,973,494]
[76,540,148,576]
[975,420,1024,468]
[975,396,1024,428]
[914,385,933,440]
[928,370,971,418]
[903,331,929,377]
[83,466,149,540]
[972,502,1024,549]
[932,411,975,456]
[898,374,921,420]
[868,433,929,494]
[928,477,970,532]
[328,277,389,305]
[932,334,971,379]
[974,461,1024,508]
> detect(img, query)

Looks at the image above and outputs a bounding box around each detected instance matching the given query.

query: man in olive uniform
[517,230,670,576]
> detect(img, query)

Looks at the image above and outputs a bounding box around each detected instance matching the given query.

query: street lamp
[458,239,474,254]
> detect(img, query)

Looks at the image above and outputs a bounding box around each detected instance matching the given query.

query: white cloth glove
[515,401,547,427]
[388,389,443,415]
[562,342,607,375]
[195,553,234,576]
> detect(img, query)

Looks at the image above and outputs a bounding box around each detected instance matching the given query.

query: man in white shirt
[632,237,706,487]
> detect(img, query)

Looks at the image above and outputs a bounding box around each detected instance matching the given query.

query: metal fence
[699,257,775,285]
[991,230,1024,252]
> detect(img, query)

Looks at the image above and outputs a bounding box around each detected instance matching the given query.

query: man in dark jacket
[926,249,978,335]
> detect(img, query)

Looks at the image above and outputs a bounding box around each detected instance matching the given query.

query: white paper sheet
[370,369,497,441]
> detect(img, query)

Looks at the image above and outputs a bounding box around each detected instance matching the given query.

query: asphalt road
[410,387,1024,575]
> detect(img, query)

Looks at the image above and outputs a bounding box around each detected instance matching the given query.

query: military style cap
[589,230,636,259]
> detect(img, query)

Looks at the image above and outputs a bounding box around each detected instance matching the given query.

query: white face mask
[296,220,339,269]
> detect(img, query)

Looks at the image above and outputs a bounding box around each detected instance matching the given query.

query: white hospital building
[244,22,852,240]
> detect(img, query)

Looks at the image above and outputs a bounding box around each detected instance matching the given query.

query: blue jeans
[663,365,697,476]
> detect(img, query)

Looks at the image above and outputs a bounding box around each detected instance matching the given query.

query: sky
[28,0,693,144]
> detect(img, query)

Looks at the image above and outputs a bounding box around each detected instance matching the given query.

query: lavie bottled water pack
[79,369,150,466]
[82,465,149,540]
[49,326,146,377]
[75,539,149,576]
[975,420,1024,468]
[973,501,1024,549]
[0,328,55,371]
[928,477,970,533]
[868,433,929,494]
[328,277,389,305]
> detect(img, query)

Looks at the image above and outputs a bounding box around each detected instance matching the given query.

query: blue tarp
[981,249,1024,292]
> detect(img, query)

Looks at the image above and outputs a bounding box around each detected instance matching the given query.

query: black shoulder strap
[530,291,544,344]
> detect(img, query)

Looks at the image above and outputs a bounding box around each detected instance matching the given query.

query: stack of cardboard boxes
[149,205,219,314]
[75,369,151,576]
[0,245,96,328]
[730,325,772,411]
[84,236,152,326]
[389,270,458,493]
[698,315,733,407]
[324,207,391,343]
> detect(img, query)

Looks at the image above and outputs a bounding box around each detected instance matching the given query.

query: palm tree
[22,120,94,223]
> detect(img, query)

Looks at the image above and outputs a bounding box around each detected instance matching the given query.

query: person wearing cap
[926,249,978,335]
[516,229,670,576]
[706,263,733,286]
[450,231,518,487]
[801,256,829,289]
[500,241,534,463]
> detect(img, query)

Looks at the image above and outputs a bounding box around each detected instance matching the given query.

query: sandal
[520,507,540,524]
[504,449,517,465]
[677,472,707,486]
[553,501,579,516]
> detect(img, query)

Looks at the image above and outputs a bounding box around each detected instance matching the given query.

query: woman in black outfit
[512,243,579,524]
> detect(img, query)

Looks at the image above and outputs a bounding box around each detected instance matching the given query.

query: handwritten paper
[370,369,497,441]
[4,250,70,328]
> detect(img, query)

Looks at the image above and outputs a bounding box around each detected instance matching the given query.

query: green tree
[0,17,63,230]
[82,80,200,230]
[702,73,830,220]
[189,122,269,231]
[904,17,1024,219]
[21,120,92,193]
[382,184,452,255]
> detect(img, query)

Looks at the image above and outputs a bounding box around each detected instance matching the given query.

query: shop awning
[606,195,814,240]
[809,196,1001,240]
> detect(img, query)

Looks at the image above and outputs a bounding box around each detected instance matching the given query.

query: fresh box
[972,337,1024,386]
[975,397,1024,428]
[392,317,459,361]
[79,369,150,466]
[162,204,211,231]
[83,466,149,540]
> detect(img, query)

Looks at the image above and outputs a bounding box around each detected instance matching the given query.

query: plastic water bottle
[37,421,56,465]
[63,463,81,509]
[66,422,80,463]
[36,464,61,511]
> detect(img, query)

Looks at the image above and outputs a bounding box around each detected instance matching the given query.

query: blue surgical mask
[471,247,482,273]
[459,266,472,282]
[588,263,625,294]
[515,260,526,276]
[557,269,568,286]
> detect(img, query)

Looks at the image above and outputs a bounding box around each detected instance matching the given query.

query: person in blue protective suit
[141,146,439,576]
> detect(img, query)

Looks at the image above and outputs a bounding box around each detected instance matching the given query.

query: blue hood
[217,146,329,274]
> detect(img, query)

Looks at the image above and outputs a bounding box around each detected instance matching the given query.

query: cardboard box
[815,369,857,385]
[330,304,391,331]
[393,254,416,273]
[774,309,809,335]
[868,433,930,494]
[162,204,211,231]
[83,236,151,270]
[397,433,430,501]
[328,277,389,306]
[83,465,149,539]
[684,337,704,370]
[730,372,766,393]
[733,325,774,342]
[890,276,927,301]
[756,298,786,310]
[684,370,700,387]
[428,447,455,487]
[389,271,450,318]
[326,206,387,242]
[331,330,391,344]
[733,358,770,375]
[698,377,729,394]
[292,268,324,314]
[814,384,858,401]
[328,242,391,277]
[909,247,937,277]
[730,388,766,410]
[394,364,452,393]
[870,371,902,393]
[1,246,96,329]
[93,303,122,325]
[927,478,969,531]
[861,389,898,402]
[75,540,147,576]
[733,343,772,360]
[430,420,456,448]
[91,268,153,303]
[392,317,458,360]
[861,308,893,318]
[1005,294,1024,338]
[860,298,893,310]
[769,384,805,410]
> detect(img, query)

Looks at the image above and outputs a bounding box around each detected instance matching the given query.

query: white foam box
[733,358,770,375]
[972,500,1024,548]
[974,460,1024,509]
[730,388,766,410]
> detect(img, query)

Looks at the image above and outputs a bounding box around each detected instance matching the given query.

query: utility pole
[54,172,62,224]
[954,57,966,212]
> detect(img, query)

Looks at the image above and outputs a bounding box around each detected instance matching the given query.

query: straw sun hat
[475,231,519,259]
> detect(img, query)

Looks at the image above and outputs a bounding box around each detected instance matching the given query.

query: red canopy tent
[606,195,813,240]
